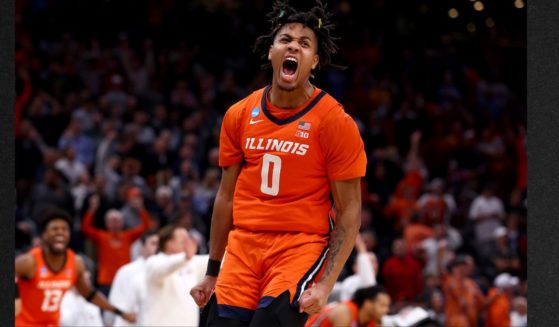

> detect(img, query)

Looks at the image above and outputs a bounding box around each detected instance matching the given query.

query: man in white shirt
[107,230,159,326]
[468,184,506,257]
[144,224,208,326]
[340,234,378,301]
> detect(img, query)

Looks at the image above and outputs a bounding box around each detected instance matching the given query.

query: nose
[287,40,300,52]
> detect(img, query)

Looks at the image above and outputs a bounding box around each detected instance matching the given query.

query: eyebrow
[278,33,313,42]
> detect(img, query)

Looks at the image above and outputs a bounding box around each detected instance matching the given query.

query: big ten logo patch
[295,130,310,139]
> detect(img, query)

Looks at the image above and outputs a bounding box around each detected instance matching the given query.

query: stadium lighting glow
[474,1,484,11]
[467,22,476,32]
[514,0,525,9]
[448,8,459,18]
[485,17,495,28]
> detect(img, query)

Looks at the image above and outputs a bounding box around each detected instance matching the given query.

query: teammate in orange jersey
[305,286,391,327]
[190,1,367,326]
[15,207,135,327]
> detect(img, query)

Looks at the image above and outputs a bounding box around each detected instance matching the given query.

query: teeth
[286,57,298,63]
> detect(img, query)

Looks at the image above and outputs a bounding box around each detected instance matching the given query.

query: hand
[190,276,217,308]
[411,130,422,144]
[121,311,137,323]
[355,234,367,253]
[298,283,331,315]
[89,195,100,212]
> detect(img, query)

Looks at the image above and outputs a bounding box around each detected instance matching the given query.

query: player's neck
[357,308,370,326]
[268,81,315,109]
[42,247,67,272]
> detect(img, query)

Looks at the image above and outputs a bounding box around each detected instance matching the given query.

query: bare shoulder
[74,254,85,273]
[15,252,35,279]
[327,302,352,325]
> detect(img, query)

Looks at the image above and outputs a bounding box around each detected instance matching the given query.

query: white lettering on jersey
[245,137,309,156]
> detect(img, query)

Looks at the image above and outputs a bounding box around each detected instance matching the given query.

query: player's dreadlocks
[253,0,341,71]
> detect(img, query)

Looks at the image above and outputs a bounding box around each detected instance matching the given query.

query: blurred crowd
[15,0,526,326]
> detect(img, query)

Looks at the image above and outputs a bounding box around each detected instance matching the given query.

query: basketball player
[305,286,391,327]
[190,1,367,326]
[15,207,136,327]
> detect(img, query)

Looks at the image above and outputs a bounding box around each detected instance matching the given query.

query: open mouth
[281,57,298,82]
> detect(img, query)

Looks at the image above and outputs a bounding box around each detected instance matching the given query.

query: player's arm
[15,253,35,315]
[74,255,136,323]
[190,163,241,307]
[80,195,102,241]
[300,178,361,314]
[321,178,362,289]
[208,163,241,262]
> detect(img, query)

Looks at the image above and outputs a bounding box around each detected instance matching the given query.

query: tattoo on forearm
[320,226,345,282]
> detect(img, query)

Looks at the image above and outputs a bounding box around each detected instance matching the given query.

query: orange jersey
[305,301,376,327]
[81,209,150,285]
[220,86,367,234]
[16,247,78,327]
[484,288,511,327]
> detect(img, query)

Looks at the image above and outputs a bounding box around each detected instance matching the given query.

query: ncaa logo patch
[251,107,260,118]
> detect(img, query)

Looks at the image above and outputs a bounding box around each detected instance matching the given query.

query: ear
[268,45,273,61]
[312,54,319,70]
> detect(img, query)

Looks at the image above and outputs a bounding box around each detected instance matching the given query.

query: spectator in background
[143,225,207,326]
[381,238,423,309]
[420,224,462,277]
[417,178,456,226]
[153,185,176,227]
[173,209,207,254]
[55,145,87,185]
[340,235,378,301]
[108,230,159,327]
[469,183,506,258]
[305,286,391,327]
[121,186,149,229]
[441,256,484,327]
[510,296,527,327]
[485,273,519,327]
[58,118,96,168]
[81,195,151,295]
[70,171,93,213]
[426,289,445,326]
[489,226,521,278]
[94,121,119,177]
[24,167,75,221]
[191,167,220,218]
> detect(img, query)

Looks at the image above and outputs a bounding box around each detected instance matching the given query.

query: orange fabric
[383,197,419,231]
[442,274,484,327]
[81,209,150,285]
[305,301,377,327]
[219,86,367,235]
[381,254,423,302]
[16,247,78,327]
[484,288,511,327]
[403,223,433,251]
[216,229,328,310]
[419,197,448,226]
[394,170,423,199]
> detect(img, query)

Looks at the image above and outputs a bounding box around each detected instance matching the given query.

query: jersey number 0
[260,154,281,196]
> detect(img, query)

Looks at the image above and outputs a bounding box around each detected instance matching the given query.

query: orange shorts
[215,228,329,321]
